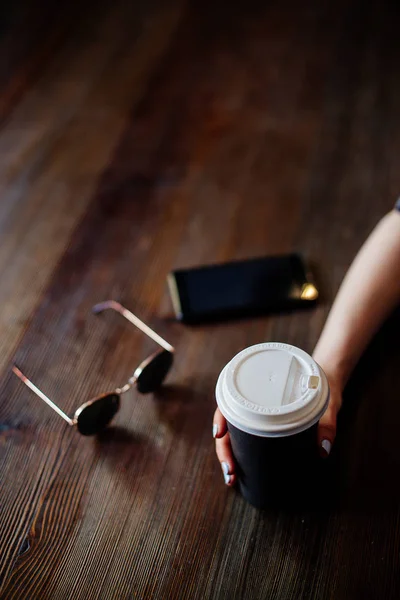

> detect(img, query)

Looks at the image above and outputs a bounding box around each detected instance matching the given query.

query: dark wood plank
[0,0,184,373]
[1,0,400,598]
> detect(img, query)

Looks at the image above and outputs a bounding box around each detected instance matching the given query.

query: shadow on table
[96,425,147,447]
[94,426,161,473]
[95,425,156,461]
[332,308,400,516]
[93,382,209,471]
[153,382,212,444]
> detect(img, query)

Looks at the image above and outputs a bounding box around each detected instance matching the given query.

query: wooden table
[1,0,400,598]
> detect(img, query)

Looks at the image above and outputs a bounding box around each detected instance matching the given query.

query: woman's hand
[213,408,237,487]
[213,370,343,485]
[315,369,343,457]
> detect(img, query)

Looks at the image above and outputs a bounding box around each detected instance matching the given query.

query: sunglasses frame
[73,391,121,426]
[12,301,175,435]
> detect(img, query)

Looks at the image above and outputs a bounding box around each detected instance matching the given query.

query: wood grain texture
[1,0,400,598]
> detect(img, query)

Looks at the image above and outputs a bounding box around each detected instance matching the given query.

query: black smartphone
[167,253,318,324]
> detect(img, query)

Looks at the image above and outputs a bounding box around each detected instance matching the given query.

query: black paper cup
[216,343,329,509]
[227,421,322,509]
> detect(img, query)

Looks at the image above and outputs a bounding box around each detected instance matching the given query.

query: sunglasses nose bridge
[128,374,138,387]
[115,380,136,395]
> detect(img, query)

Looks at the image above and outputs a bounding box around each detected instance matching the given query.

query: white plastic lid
[216,342,330,437]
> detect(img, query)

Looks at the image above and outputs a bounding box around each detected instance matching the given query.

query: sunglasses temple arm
[92,301,174,353]
[12,366,74,426]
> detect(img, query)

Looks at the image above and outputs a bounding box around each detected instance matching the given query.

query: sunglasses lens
[76,393,120,436]
[136,350,173,394]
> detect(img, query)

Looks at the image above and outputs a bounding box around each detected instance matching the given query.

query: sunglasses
[12,300,174,436]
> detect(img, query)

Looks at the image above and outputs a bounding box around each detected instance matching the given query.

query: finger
[212,408,228,439]
[215,433,236,486]
[317,402,337,458]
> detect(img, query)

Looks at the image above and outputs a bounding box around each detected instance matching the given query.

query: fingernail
[321,439,332,456]
[213,423,218,438]
[224,472,231,485]
[221,461,229,475]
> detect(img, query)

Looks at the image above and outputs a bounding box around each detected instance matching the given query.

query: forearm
[313,210,400,389]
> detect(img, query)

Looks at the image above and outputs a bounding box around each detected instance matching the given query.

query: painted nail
[321,439,332,456]
[224,472,231,485]
[213,423,218,438]
[221,461,230,476]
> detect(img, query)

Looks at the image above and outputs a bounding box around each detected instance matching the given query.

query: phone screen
[168,254,318,324]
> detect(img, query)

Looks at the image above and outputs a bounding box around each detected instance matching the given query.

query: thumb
[317,401,338,458]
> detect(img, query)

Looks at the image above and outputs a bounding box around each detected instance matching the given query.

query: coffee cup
[216,342,330,508]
